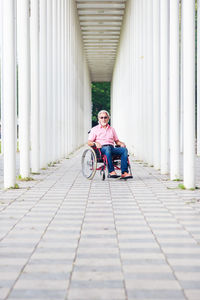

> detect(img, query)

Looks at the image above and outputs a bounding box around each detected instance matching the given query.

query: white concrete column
[47,0,53,163]
[64,0,69,155]
[141,0,145,162]
[180,3,184,154]
[197,0,200,155]
[57,0,61,159]
[63,0,66,157]
[153,0,160,170]
[139,0,144,161]
[0,0,4,155]
[30,0,40,173]
[134,0,140,158]
[68,1,73,154]
[2,0,16,188]
[160,0,169,174]
[71,1,76,152]
[128,0,135,154]
[182,0,196,189]
[136,0,140,159]
[66,0,69,155]
[52,0,57,162]
[75,34,79,148]
[142,0,147,163]
[169,0,180,180]
[131,0,136,154]
[60,0,65,158]
[39,0,47,168]
[69,0,74,154]
[74,25,77,149]
[146,0,153,166]
[17,0,30,178]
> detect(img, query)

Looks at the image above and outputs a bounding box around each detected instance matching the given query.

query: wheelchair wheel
[81,148,97,180]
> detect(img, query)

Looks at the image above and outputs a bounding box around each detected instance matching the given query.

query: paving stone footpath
[1,147,200,300]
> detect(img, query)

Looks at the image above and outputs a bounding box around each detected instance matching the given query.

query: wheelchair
[81,145,132,180]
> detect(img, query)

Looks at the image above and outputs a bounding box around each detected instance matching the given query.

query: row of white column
[0,0,91,188]
[111,0,196,189]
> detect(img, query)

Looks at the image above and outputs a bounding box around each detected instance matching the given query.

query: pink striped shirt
[88,124,119,146]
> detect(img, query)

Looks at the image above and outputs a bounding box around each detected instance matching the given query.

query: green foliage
[91,82,110,127]
[17,175,34,181]
[8,183,19,189]
[178,183,186,190]
[173,178,182,181]
[48,162,55,167]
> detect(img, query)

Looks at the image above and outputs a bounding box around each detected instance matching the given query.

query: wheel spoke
[81,148,97,179]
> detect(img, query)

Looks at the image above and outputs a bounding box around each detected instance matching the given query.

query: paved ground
[1,147,200,300]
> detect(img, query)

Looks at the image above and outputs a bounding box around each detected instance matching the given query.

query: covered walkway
[1,150,200,299]
[1,1,200,299]
[0,0,199,189]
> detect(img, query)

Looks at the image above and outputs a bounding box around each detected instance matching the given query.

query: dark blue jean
[101,145,128,174]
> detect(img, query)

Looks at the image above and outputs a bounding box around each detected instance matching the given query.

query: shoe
[120,172,133,179]
[108,172,120,178]
[109,174,120,178]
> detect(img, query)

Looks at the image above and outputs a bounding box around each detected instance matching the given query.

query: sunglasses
[100,116,108,119]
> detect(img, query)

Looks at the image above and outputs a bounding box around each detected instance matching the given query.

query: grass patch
[48,162,55,167]
[189,186,200,190]
[186,199,196,204]
[185,199,200,204]
[8,183,19,189]
[168,184,198,191]
[17,175,34,181]
[173,178,182,182]
[178,183,186,190]
[51,161,61,164]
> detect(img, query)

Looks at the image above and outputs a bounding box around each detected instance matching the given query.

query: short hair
[98,110,110,118]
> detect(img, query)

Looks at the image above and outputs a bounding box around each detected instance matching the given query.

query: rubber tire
[81,148,97,180]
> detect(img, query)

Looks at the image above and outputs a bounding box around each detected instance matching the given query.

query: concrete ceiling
[76,0,127,82]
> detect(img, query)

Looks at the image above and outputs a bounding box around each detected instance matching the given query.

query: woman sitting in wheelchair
[88,110,132,179]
